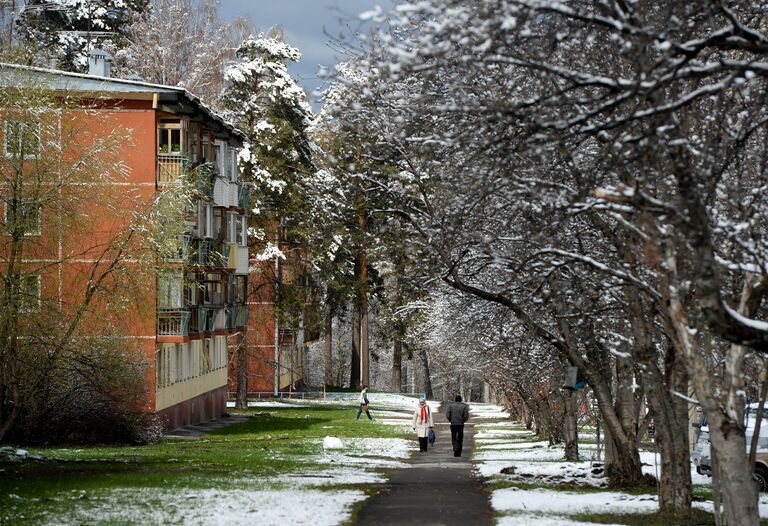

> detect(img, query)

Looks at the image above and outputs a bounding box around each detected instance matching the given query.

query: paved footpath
[354,405,492,526]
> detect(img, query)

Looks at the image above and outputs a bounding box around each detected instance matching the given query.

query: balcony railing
[195,239,210,266]
[157,155,189,185]
[158,309,190,336]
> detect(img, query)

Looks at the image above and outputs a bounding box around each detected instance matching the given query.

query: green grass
[570,508,768,526]
[0,406,409,525]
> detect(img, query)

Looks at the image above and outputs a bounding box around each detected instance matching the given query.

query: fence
[227,391,426,403]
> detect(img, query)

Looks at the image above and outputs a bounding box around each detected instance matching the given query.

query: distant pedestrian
[356,385,373,420]
[445,395,470,457]
[412,399,434,452]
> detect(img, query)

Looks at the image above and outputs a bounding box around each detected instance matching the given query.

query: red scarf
[420,405,427,424]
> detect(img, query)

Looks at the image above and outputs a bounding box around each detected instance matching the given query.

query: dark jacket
[445,402,469,425]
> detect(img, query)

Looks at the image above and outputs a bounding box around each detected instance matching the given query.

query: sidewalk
[354,404,492,526]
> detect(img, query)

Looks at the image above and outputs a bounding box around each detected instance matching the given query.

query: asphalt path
[354,404,493,526]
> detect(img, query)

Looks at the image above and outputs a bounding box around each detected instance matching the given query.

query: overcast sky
[219,1,391,108]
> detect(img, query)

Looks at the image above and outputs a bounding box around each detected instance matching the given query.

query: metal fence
[227,391,426,403]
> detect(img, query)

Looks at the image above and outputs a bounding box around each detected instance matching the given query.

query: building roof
[0,62,245,141]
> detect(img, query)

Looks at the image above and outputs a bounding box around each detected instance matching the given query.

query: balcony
[238,186,249,209]
[158,309,190,337]
[157,155,189,185]
[212,242,228,268]
[160,234,191,264]
[196,306,216,333]
[190,163,216,196]
[227,304,248,329]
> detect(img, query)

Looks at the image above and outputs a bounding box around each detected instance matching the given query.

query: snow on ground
[470,403,511,419]
[492,487,658,514]
[473,415,768,523]
[475,428,534,439]
[497,515,624,526]
[275,467,387,486]
[40,487,365,526]
[21,397,422,526]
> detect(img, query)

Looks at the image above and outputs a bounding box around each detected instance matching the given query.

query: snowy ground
[471,406,768,524]
[6,396,422,526]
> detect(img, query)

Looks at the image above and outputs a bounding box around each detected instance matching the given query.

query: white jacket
[412,404,434,438]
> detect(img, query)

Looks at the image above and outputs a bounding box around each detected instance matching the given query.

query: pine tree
[17,0,149,71]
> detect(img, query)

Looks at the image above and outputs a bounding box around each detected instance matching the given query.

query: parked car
[692,404,768,490]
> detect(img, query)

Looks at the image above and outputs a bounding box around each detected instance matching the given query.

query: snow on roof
[0,62,245,140]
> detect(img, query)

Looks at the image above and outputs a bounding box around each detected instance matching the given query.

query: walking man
[445,395,469,457]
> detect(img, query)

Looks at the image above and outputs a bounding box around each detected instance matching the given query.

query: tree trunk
[360,292,369,387]
[667,255,759,525]
[392,337,402,392]
[323,303,333,387]
[564,388,579,461]
[357,189,369,387]
[630,296,692,510]
[350,303,360,389]
[591,377,644,486]
[417,347,433,399]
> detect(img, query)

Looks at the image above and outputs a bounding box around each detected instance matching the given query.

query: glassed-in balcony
[238,186,249,209]
[227,304,248,329]
[160,234,191,263]
[189,163,216,196]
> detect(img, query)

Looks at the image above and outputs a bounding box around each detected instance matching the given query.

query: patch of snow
[497,515,624,526]
[492,487,658,514]
[323,436,344,449]
[51,488,365,526]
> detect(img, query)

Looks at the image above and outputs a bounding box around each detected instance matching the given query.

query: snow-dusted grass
[0,400,419,526]
[22,487,366,526]
[472,412,768,524]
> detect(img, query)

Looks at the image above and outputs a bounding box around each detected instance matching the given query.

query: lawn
[0,405,412,525]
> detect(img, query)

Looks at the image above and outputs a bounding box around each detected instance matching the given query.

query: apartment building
[0,52,248,430]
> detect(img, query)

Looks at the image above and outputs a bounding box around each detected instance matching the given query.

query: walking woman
[356,385,373,420]
[412,399,434,452]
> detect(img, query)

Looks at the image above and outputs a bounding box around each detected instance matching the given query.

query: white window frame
[157,270,183,309]
[157,122,184,156]
[19,273,41,313]
[229,148,238,183]
[4,119,40,160]
[226,212,237,244]
[4,198,41,236]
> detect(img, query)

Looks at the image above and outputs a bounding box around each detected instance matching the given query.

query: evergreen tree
[17,0,149,71]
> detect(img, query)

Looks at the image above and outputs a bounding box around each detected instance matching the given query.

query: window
[158,124,182,155]
[4,119,39,159]
[203,273,222,305]
[237,214,246,246]
[183,275,197,307]
[3,198,41,236]
[229,147,238,183]
[19,273,40,313]
[230,275,246,304]
[199,204,213,238]
[212,208,223,239]
[174,343,183,383]
[201,339,212,374]
[226,212,236,243]
[157,270,183,309]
